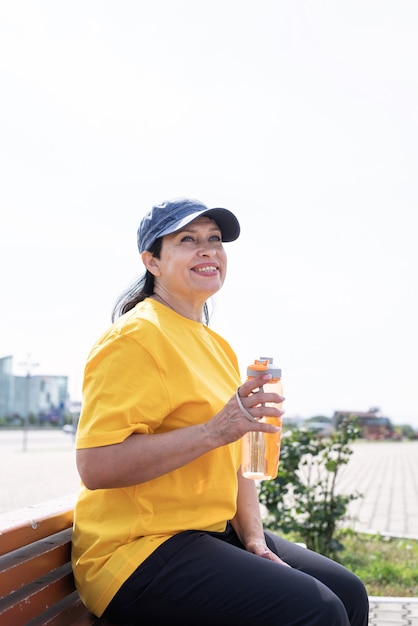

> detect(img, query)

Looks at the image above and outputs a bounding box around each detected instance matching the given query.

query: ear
[141,251,161,276]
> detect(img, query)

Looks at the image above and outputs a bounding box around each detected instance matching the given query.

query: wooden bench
[3,494,417,626]
[0,494,111,626]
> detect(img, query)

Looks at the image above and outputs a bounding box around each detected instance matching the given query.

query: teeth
[195,266,217,272]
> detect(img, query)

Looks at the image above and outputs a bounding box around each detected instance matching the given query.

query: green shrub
[258,418,362,558]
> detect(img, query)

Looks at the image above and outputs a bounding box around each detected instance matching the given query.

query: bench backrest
[0,494,101,625]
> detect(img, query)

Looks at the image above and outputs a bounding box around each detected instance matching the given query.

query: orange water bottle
[241,357,283,480]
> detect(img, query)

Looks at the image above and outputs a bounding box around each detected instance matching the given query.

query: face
[144,216,227,301]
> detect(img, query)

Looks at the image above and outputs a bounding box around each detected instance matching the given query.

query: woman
[72,197,369,625]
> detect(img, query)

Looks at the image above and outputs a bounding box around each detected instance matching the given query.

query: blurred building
[0,355,68,425]
[333,407,396,440]
[0,356,13,418]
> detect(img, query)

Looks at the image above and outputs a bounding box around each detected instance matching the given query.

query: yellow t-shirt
[72,299,242,617]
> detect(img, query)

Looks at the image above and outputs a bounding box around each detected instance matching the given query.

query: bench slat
[0,495,75,555]
[0,562,75,624]
[0,528,72,598]
[27,590,99,626]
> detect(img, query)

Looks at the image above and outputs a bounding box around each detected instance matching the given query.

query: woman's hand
[205,372,285,447]
[231,470,291,568]
[245,537,290,567]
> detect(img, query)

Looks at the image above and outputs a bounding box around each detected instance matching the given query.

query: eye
[180,235,195,242]
[209,235,222,242]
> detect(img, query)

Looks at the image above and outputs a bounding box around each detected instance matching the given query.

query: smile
[193,265,218,273]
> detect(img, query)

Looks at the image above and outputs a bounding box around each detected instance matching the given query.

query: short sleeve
[76,334,171,449]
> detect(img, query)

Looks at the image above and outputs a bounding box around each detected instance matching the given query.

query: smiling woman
[71,197,368,625]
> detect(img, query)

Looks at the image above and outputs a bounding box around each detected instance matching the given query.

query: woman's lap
[103,526,368,625]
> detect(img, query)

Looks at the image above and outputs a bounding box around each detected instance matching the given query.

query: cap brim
[159,208,240,242]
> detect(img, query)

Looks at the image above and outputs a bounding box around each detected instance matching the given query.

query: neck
[151,291,205,324]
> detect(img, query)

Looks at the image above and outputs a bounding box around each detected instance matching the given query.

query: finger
[239,389,284,413]
[239,373,273,394]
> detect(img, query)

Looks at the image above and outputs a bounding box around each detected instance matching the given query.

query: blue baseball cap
[137,197,240,253]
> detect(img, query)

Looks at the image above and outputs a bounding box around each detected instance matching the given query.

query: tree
[258,417,362,558]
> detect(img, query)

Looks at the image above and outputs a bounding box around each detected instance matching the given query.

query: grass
[277,529,418,597]
[336,530,418,597]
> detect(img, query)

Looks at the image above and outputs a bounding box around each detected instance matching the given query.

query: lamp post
[19,354,39,452]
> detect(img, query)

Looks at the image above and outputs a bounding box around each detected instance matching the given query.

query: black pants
[103,525,369,625]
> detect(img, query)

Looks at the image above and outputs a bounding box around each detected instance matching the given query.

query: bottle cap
[247,357,282,379]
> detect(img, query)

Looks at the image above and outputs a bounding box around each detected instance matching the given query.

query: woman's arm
[77,372,282,489]
[230,470,289,566]
[77,422,214,489]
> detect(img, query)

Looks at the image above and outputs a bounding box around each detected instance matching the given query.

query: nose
[198,242,217,257]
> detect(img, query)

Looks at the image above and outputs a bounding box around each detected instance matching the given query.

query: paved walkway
[0,429,80,514]
[338,440,418,539]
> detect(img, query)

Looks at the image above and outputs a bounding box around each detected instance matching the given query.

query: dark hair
[111,238,162,322]
[111,237,210,324]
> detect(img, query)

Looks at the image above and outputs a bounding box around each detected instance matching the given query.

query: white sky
[1,1,417,427]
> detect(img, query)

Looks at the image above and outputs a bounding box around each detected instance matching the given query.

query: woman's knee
[319,593,351,626]
[344,573,369,626]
